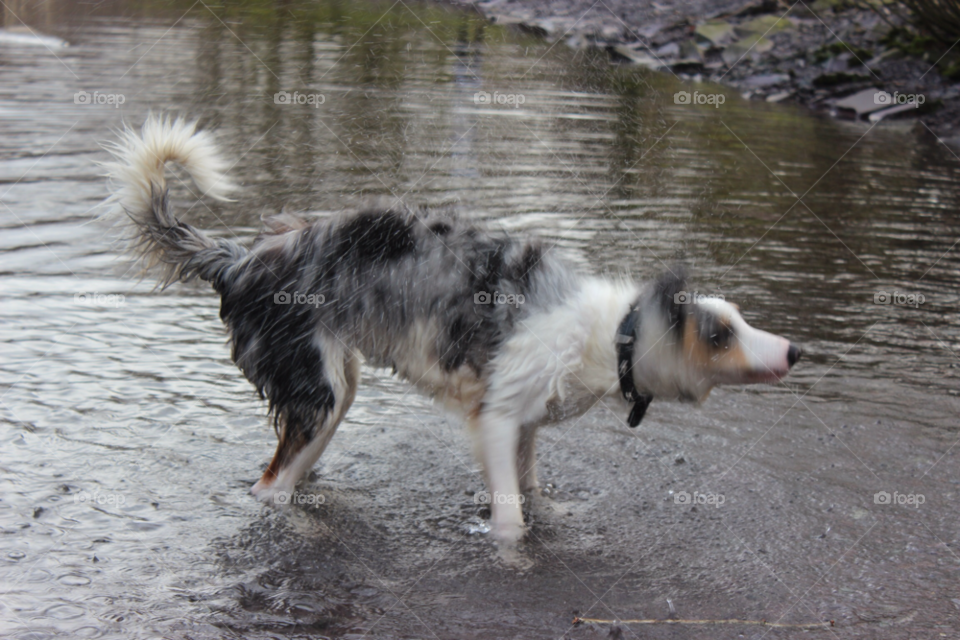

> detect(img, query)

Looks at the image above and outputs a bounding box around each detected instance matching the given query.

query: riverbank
[462,0,960,144]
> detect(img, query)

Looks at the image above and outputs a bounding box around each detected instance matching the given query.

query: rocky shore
[463,0,960,144]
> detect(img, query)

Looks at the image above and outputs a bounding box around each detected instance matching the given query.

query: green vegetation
[880,24,960,78]
[858,0,960,46]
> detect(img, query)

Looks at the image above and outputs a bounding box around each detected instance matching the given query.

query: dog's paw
[251,479,294,506]
[490,521,525,545]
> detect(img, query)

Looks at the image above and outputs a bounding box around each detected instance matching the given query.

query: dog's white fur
[103,117,235,210]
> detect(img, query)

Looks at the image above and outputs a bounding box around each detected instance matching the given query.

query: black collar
[616,302,653,428]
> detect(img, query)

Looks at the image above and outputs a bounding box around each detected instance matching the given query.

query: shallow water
[1,1,958,638]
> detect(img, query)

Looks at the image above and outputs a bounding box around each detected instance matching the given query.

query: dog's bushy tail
[103,115,247,289]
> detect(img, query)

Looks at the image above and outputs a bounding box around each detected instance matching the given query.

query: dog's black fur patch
[652,268,688,343]
[335,210,416,263]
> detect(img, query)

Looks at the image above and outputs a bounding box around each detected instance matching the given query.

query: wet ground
[1,1,959,638]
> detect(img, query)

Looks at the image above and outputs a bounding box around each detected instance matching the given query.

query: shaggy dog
[104,116,800,543]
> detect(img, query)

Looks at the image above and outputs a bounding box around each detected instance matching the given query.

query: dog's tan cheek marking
[714,339,751,373]
[686,317,751,376]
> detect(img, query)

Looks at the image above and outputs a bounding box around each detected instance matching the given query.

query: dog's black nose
[787,344,802,367]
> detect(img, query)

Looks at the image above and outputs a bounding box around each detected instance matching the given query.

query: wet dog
[104,116,801,543]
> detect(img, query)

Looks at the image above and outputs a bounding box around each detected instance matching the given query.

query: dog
[103,116,801,543]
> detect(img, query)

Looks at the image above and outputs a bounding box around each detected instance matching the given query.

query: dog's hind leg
[472,410,525,543]
[251,342,360,504]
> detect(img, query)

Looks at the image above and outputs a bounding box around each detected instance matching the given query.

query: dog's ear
[653,267,688,336]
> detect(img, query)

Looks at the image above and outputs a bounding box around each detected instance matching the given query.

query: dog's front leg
[517,424,539,493]
[474,411,525,544]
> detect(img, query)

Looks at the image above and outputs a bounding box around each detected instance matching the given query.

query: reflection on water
[1,0,958,638]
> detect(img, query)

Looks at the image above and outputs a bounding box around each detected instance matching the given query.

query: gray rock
[695,20,736,47]
[742,73,790,88]
[636,22,668,40]
[734,15,794,39]
[868,102,923,122]
[679,39,704,62]
[766,91,793,102]
[821,52,854,74]
[834,88,890,117]
[609,45,664,69]
[656,42,680,57]
[722,34,773,66]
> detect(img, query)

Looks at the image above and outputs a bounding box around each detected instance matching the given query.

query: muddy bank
[461,0,960,141]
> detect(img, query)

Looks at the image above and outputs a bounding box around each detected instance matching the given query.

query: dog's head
[631,271,801,403]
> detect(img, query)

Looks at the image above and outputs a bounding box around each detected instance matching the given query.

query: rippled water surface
[1,1,959,638]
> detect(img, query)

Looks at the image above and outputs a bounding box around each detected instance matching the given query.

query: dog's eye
[708,324,733,348]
